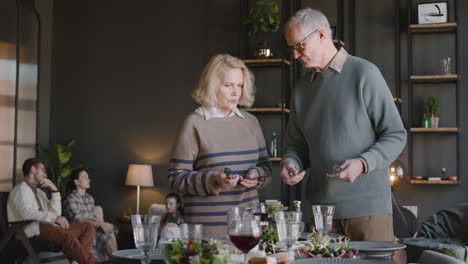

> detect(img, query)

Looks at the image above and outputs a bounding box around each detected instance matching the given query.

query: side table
[114,218,135,249]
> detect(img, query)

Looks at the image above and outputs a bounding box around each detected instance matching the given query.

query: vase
[253,42,274,59]
[430,116,439,128]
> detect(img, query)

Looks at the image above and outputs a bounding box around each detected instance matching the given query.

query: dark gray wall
[50,0,243,219]
[49,0,468,223]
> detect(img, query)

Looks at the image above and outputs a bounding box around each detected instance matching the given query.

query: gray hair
[285,8,332,39]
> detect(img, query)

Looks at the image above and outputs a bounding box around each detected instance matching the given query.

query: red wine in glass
[229,234,260,253]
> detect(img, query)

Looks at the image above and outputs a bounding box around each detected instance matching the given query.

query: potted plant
[40,139,84,196]
[241,0,281,58]
[425,96,441,128]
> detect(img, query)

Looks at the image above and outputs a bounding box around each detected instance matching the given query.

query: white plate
[347,241,406,258]
[112,248,163,260]
[293,258,358,263]
[294,258,393,263]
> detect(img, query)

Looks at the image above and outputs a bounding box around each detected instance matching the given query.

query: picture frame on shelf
[417,1,448,24]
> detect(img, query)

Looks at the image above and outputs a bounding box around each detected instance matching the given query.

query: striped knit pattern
[169,111,272,238]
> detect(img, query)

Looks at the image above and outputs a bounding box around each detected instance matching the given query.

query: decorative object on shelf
[421,114,431,128]
[417,2,448,24]
[389,160,405,188]
[125,164,154,214]
[441,167,446,179]
[253,42,275,59]
[40,139,84,196]
[270,132,277,158]
[425,96,441,128]
[447,176,458,181]
[242,0,280,37]
[441,57,453,74]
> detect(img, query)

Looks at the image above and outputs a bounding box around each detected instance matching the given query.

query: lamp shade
[125,164,154,187]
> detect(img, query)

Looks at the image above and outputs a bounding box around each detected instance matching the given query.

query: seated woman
[159,193,184,240]
[63,168,118,260]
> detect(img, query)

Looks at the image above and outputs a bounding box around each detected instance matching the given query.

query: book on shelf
[427,177,442,181]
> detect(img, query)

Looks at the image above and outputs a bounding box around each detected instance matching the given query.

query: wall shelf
[410,127,459,133]
[242,107,290,113]
[333,39,346,47]
[409,74,458,82]
[409,23,457,33]
[242,58,291,67]
[410,179,459,184]
[270,157,281,162]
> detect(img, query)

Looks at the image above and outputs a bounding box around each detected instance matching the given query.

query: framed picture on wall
[417,2,448,24]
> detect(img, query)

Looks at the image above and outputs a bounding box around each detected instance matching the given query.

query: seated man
[7,158,98,264]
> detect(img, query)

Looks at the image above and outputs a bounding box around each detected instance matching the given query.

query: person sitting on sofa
[63,168,118,260]
[7,158,98,264]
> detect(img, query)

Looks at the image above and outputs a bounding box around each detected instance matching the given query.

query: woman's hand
[99,222,114,233]
[240,168,259,187]
[215,172,239,189]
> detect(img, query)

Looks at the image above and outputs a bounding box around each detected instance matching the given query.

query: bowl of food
[162,239,230,264]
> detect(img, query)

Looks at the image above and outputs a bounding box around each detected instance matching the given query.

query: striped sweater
[168,110,272,238]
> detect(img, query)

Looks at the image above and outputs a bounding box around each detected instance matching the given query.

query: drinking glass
[227,207,262,264]
[131,214,161,264]
[441,57,452,74]
[312,205,335,236]
[180,223,203,241]
[274,211,303,251]
[253,203,269,230]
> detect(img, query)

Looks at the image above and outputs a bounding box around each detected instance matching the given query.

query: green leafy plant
[242,0,281,36]
[40,139,83,196]
[425,96,441,117]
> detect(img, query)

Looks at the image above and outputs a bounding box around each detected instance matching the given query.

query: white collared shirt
[195,106,245,120]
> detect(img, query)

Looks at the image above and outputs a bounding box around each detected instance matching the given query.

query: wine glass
[227,207,262,264]
[131,214,161,264]
[274,211,303,251]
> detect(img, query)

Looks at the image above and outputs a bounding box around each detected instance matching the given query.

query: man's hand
[215,172,239,190]
[336,159,364,183]
[55,216,69,230]
[99,222,114,233]
[39,178,58,192]
[280,162,305,186]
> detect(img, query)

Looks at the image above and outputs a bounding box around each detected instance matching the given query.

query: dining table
[102,252,406,264]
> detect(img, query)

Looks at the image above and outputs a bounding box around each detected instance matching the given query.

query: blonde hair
[192,54,255,108]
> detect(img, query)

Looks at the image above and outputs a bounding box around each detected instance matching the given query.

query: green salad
[162,239,229,264]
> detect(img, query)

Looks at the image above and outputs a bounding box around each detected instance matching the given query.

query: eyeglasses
[288,30,316,53]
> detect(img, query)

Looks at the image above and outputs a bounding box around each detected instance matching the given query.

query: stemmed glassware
[274,211,303,251]
[227,207,262,264]
[131,214,161,264]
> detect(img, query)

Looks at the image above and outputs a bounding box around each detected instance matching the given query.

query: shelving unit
[409,179,459,184]
[243,58,291,66]
[406,0,461,185]
[239,0,297,202]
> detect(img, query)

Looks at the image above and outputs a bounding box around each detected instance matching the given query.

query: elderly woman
[63,169,118,260]
[168,54,272,238]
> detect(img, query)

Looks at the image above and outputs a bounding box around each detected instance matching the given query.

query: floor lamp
[125,164,154,215]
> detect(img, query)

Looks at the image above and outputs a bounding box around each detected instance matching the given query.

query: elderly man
[7,158,98,264]
[280,8,406,241]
